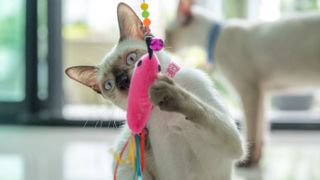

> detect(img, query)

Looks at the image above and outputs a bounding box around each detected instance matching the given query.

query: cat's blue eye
[126,52,137,65]
[104,80,114,91]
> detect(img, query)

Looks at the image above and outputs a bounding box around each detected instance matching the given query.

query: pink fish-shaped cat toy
[114,36,164,180]
[127,53,161,134]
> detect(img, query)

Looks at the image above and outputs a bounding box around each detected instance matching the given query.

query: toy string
[140,131,145,171]
[135,134,142,179]
[113,138,130,180]
[113,131,146,180]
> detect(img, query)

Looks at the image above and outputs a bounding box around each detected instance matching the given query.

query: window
[173,0,320,126]
[0,0,319,129]
[225,0,320,125]
[248,0,320,21]
[0,0,70,124]
[0,0,25,102]
[37,0,49,100]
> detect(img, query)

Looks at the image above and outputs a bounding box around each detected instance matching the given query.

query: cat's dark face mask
[113,69,131,90]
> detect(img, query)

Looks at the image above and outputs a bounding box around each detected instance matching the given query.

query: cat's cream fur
[166,0,320,165]
[66,3,244,179]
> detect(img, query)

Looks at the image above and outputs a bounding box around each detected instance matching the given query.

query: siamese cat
[65,3,244,180]
[166,0,320,166]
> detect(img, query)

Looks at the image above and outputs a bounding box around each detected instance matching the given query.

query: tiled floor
[0,126,319,180]
[235,131,320,180]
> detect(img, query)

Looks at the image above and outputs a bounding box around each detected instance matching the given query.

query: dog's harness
[207,22,222,64]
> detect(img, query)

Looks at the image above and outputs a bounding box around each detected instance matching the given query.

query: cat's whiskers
[83,119,89,128]
[94,119,100,128]
[100,119,103,128]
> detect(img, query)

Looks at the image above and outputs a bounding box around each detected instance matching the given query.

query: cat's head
[165,0,213,51]
[65,3,147,110]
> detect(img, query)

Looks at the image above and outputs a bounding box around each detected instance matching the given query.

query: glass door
[0,0,26,118]
[0,0,25,102]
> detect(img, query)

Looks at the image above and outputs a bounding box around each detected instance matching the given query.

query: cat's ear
[177,0,194,25]
[117,3,144,41]
[65,66,101,94]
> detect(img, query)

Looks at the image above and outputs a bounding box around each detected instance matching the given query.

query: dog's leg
[238,83,265,166]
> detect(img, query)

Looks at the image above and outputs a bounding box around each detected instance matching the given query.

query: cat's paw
[149,75,184,112]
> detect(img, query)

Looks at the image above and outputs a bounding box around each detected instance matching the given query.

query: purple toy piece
[150,37,164,51]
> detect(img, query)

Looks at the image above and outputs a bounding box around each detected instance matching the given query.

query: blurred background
[0,0,320,179]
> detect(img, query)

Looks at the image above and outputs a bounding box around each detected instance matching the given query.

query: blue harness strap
[207,22,222,64]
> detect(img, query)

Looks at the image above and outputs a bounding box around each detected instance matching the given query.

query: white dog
[166,0,320,165]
